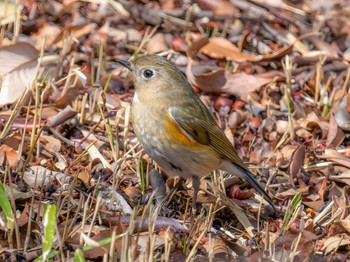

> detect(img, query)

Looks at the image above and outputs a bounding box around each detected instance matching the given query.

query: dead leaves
[2,0,350,260]
[186,56,273,98]
[0,43,38,106]
[200,37,293,62]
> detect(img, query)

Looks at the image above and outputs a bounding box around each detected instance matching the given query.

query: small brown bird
[117,55,273,210]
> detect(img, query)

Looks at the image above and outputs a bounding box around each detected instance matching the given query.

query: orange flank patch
[164,113,194,146]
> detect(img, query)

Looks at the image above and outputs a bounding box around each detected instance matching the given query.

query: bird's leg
[159,177,184,208]
[191,175,200,218]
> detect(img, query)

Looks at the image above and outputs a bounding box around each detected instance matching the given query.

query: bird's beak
[116,59,134,71]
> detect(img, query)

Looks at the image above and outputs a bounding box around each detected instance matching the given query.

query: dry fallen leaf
[289,145,305,183]
[318,149,350,168]
[273,231,317,261]
[321,235,350,254]
[335,96,350,131]
[146,33,168,54]
[326,113,345,147]
[199,37,294,62]
[197,0,238,15]
[186,62,272,97]
[0,144,19,168]
[0,42,38,106]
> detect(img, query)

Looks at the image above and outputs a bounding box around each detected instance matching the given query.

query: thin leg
[159,177,184,208]
[191,175,200,216]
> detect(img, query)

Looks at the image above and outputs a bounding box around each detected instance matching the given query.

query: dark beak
[116,59,134,71]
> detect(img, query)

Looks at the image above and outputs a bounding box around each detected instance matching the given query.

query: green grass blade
[33,250,59,262]
[74,249,87,262]
[42,204,57,261]
[0,182,14,231]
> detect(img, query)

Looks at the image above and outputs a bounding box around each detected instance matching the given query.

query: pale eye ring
[143,69,155,79]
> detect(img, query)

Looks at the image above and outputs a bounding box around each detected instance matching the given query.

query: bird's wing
[168,107,246,170]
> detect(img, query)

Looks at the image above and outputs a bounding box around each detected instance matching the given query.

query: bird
[116,55,274,212]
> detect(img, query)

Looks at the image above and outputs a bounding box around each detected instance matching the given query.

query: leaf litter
[0,0,350,261]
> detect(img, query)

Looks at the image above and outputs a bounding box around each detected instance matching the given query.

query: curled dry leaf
[0,144,19,168]
[52,23,97,48]
[186,61,272,97]
[321,235,350,254]
[329,169,350,187]
[227,184,255,200]
[83,229,125,259]
[40,135,62,154]
[200,37,257,62]
[137,234,165,257]
[289,145,305,183]
[329,220,350,235]
[203,236,230,259]
[276,145,299,169]
[30,24,62,48]
[317,176,329,202]
[4,183,32,201]
[146,33,168,54]
[17,203,31,227]
[297,112,328,139]
[318,149,350,168]
[326,113,345,147]
[199,37,294,62]
[272,230,317,261]
[275,187,299,199]
[197,0,238,16]
[335,95,350,131]
[0,42,38,106]
[123,186,142,205]
[23,166,68,188]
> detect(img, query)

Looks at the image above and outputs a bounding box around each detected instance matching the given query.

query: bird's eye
[142,69,155,79]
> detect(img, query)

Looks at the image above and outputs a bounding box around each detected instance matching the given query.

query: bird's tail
[237,165,274,207]
[219,160,274,207]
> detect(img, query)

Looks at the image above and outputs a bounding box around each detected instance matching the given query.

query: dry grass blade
[207,182,255,237]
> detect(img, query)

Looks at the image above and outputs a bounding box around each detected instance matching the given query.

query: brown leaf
[84,229,127,259]
[146,33,168,54]
[200,37,256,62]
[186,62,272,97]
[199,37,294,62]
[273,231,317,261]
[197,0,238,15]
[52,23,97,48]
[317,176,329,201]
[327,113,345,147]
[0,144,19,168]
[202,236,230,258]
[17,203,30,227]
[277,145,299,169]
[322,235,350,254]
[0,43,38,106]
[318,149,350,168]
[187,36,209,60]
[31,24,62,48]
[289,145,305,183]
[297,112,329,139]
[303,200,324,211]
[40,135,62,154]
[329,220,350,236]
[335,96,350,131]
[227,184,255,200]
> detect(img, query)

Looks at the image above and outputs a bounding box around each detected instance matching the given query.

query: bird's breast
[131,92,221,177]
